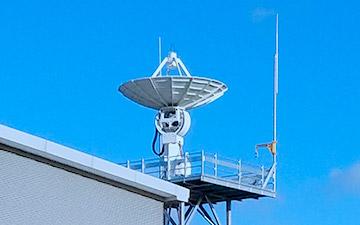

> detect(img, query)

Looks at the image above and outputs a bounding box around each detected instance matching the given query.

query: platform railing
[120,151,275,192]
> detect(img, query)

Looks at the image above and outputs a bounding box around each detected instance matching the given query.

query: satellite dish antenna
[119,48,227,177]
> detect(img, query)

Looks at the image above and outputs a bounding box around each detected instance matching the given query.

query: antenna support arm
[255,141,277,157]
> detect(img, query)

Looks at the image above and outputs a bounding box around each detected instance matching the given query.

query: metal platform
[121,151,276,204]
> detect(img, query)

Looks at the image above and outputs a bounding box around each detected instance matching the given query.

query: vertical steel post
[164,208,168,225]
[226,200,232,225]
[167,156,170,180]
[179,202,185,225]
[184,152,188,178]
[214,153,218,177]
[126,160,130,169]
[201,150,205,176]
[141,158,145,173]
[238,160,242,183]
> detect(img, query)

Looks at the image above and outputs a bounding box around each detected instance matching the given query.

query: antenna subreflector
[119,51,227,177]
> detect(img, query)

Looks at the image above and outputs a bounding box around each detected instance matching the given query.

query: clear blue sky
[0,1,359,224]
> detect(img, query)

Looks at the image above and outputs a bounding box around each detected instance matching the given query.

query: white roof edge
[0,124,189,202]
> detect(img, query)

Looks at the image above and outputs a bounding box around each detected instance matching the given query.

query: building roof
[0,124,189,202]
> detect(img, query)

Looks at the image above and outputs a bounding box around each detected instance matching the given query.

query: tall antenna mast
[255,14,279,160]
[273,14,279,149]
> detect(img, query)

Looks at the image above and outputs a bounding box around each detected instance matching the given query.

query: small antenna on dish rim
[158,37,162,76]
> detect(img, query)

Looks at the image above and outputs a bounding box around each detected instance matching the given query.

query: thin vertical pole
[214,153,218,177]
[158,37,162,76]
[184,152,188,178]
[226,200,232,225]
[141,158,145,173]
[273,14,278,144]
[273,14,279,164]
[179,202,185,225]
[238,160,242,183]
[201,150,205,176]
[167,157,170,180]
[164,208,168,225]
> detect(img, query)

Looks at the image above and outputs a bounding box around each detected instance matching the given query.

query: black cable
[152,128,164,156]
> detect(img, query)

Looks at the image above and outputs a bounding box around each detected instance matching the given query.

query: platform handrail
[120,151,276,192]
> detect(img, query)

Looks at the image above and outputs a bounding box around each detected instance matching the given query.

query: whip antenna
[256,14,279,159]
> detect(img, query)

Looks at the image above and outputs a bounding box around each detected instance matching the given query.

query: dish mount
[119,51,227,177]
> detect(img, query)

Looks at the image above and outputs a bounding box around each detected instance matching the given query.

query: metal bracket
[255,141,276,157]
[152,52,192,77]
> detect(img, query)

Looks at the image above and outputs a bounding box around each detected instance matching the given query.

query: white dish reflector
[119,76,227,110]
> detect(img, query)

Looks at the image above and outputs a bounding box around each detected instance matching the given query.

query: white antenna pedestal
[155,107,191,178]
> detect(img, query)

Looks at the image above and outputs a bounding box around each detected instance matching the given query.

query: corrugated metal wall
[0,149,163,225]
